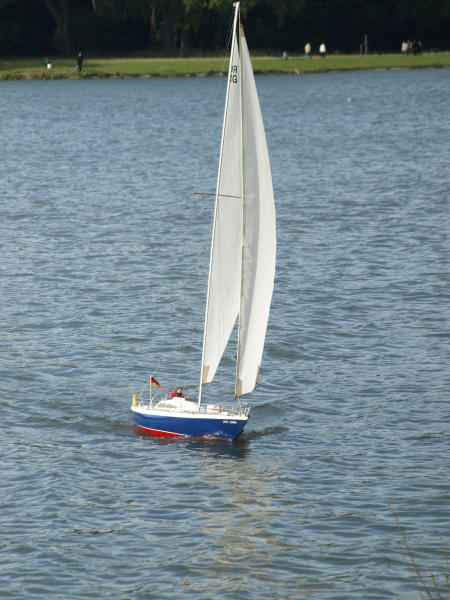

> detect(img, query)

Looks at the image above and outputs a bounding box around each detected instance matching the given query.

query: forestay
[201,9,242,388]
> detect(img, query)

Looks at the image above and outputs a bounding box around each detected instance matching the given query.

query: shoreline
[1,52,449,80]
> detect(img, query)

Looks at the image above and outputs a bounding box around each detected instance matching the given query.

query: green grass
[253,51,450,74]
[1,52,449,80]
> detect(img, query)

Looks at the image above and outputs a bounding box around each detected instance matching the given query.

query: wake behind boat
[131,2,276,441]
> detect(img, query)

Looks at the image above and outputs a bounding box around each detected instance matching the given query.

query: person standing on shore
[319,43,326,58]
[76,51,84,73]
[304,42,311,58]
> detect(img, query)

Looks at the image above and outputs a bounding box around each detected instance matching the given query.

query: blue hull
[132,408,248,441]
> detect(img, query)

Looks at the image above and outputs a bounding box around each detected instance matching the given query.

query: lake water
[0,68,449,599]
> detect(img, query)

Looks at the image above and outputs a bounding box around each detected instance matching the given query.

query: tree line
[1,0,449,57]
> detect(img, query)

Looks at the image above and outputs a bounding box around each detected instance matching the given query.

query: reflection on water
[195,449,293,591]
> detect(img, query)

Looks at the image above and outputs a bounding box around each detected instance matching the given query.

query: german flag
[150,376,161,387]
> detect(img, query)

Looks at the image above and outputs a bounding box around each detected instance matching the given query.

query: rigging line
[172,11,235,388]
[188,8,235,275]
[178,11,236,370]
[189,7,235,229]
[198,7,240,406]
[150,359,162,378]
[192,8,235,187]
[139,17,236,393]
[210,5,242,400]
[192,192,240,199]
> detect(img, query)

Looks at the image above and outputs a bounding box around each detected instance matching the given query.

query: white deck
[131,397,249,421]
[155,397,199,412]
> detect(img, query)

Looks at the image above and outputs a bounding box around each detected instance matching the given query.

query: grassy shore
[1,52,449,80]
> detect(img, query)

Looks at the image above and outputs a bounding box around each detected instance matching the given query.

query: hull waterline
[131,405,248,441]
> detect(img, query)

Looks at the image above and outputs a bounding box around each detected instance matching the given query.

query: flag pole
[150,373,153,408]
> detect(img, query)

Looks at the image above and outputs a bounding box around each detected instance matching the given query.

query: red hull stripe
[137,424,183,437]
[136,424,227,441]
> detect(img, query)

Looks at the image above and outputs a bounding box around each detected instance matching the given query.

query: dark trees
[0,0,448,56]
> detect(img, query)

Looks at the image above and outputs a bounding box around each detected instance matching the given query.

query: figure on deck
[170,387,184,399]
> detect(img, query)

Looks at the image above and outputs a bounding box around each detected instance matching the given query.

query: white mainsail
[235,26,276,397]
[200,3,276,402]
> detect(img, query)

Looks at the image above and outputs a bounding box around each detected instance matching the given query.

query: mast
[198,2,240,408]
[235,10,244,398]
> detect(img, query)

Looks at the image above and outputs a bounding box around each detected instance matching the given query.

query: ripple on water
[0,71,449,599]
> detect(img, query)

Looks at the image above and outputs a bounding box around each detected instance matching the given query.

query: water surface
[0,69,449,599]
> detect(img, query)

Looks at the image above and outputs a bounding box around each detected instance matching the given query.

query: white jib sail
[201,12,242,389]
[235,26,276,397]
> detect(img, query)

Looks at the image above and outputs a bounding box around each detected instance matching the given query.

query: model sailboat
[131,2,276,440]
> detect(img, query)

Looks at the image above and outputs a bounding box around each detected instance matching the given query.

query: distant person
[304,42,311,59]
[319,43,326,58]
[170,387,184,399]
[413,40,423,55]
[401,41,408,56]
[76,51,84,73]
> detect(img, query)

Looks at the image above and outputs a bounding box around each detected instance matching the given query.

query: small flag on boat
[150,376,161,387]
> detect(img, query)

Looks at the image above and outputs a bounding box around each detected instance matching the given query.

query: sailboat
[131,2,276,441]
